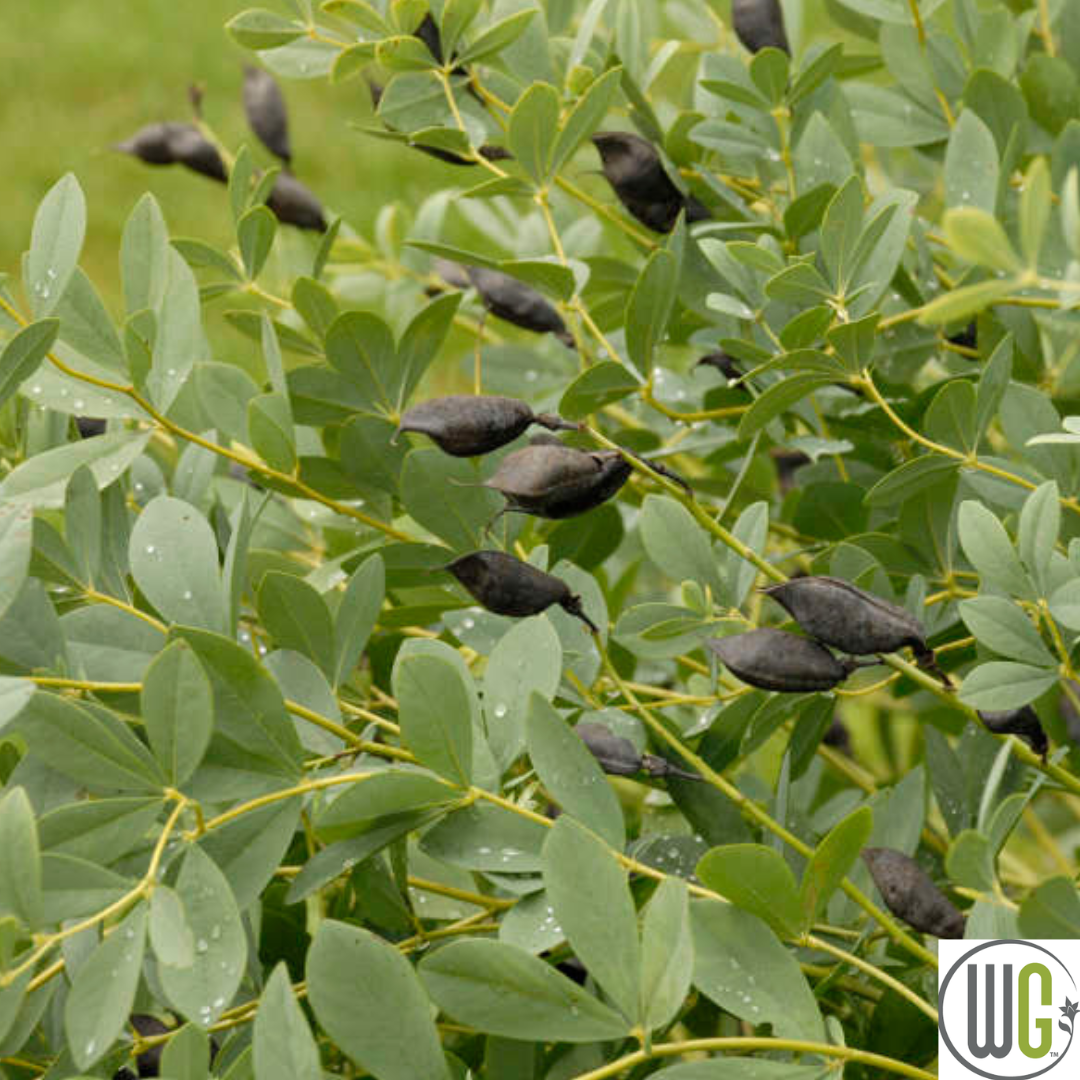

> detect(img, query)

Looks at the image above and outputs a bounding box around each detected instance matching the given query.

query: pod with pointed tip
[861,847,965,939]
[463,266,574,347]
[574,721,700,781]
[979,706,1049,759]
[591,131,710,234]
[762,575,947,682]
[115,122,226,182]
[445,550,598,631]
[696,350,743,381]
[266,171,326,232]
[243,65,291,164]
[397,395,578,457]
[706,628,857,692]
[731,0,790,54]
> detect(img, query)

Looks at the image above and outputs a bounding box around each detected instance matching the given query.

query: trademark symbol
[1051,1052,1059,1057]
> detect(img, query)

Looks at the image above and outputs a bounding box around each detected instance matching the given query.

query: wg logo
[939,940,1078,1079]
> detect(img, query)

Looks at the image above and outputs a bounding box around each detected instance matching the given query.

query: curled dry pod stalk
[979,706,1049,760]
[861,847,966,940]
[397,395,578,457]
[591,131,710,234]
[706,628,858,692]
[762,575,950,686]
[464,266,574,348]
[266,171,327,232]
[444,550,598,632]
[731,0,791,55]
[243,65,291,164]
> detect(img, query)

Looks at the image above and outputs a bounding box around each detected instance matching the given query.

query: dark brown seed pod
[464,267,574,347]
[822,716,851,753]
[861,847,965,939]
[575,722,645,776]
[445,550,598,632]
[770,448,811,493]
[485,443,689,521]
[75,416,107,439]
[130,1014,170,1076]
[706,628,858,692]
[243,65,291,164]
[731,0,791,55]
[947,321,978,352]
[591,132,711,234]
[762,575,948,683]
[266,171,327,232]
[410,142,512,167]
[696,350,743,381]
[397,395,578,457]
[114,123,226,183]
[979,707,1049,760]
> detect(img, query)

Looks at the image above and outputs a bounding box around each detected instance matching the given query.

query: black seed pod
[823,716,851,753]
[731,0,791,55]
[398,395,578,457]
[464,266,574,347]
[861,847,965,939]
[762,576,947,682]
[575,722,644,776]
[947,321,978,351]
[130,1014,170,1076]
[411,142,512,167]
[591,132,711,234]
[266,171,327,232]
[115,123,227,183]
[696,351,743,381]
[75,417,107,439]
[414,13,446,64]
[446,551,598,631]
[770,448,811,493]
[243,65,291,164]
[706,628,857,692]
[979,707,1049,760]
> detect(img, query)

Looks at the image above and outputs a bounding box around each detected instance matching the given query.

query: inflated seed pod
[979,707,1049,760]
[465,266,574,347]
[731,0,791,55]
[243,65,291,164]
[114,122,227,182]
[696,350,743,381]
[706,628,858,692]
[762,575,947,681]
[397,395,578,457]
[592,132,711,234]
[75,416,107,439]
[130,1014,171,1077]
[445,550,598,631]
[266,171,327,232]
[861,847,965,939]
[574,722,701,781]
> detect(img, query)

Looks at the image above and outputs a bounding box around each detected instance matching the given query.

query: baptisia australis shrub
[6,2,1080,1080]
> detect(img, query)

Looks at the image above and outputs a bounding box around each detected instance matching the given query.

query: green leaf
[508,81,560,185]
[0,505,32,625]
[26,174,86,318]
[0,319,58,410]
[737,374,835,439]
[958,596,1054,666]
[237,205,277,280]
[799,806,872,927]
[1018,480,1059,594]
[820,176,864,291]
[975,334,1012,439]
[393,652,474,786]
[378,34,441,69]
[160,1024,210,1080]
[15,692,165,793]
[1049,578,1080,632]
[226,8,305,49]
[0,677,34,736]
[130,496,225,633]
[959,662,1057,711]
[421,802,547,872]
[1017,876,1080,938]
[550,66,623,174]
[725,501,768,608]
[308,920,449,1080]
[640,495,723,596]
[943,207,1022,273]
[334,554,384,688]
[254,963,322,1080]
[945,109,999,213]
[1019,157,1051,268]
[396,292,461,409]
[142,640,214,786]
[559,362,640,419]
[121,193,169,315]
[696,844,802,939]
[324,310,397,415]
[526,693,623,848]
[258,572,336,681]
[946,829,995,892]
[64,465,100,588]
[924,379,977,453]
[316,771,455,841]
[420,939,630,1042]
[323,0,392,35]
[456,8,539,65]
[543,816,641,1023]
[150,884,195,968]
[626,248,678,376]
[159,845,246,1028]
[691,900,824,1041]
[248,393,297,474]
[0,788,42,929]
[64,903,146,1070]
[957,501,1032,597]
[640,878,692,1032]
[400,448,502,551]
[917,278,1017,326]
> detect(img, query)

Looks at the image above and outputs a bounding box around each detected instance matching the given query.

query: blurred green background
[0,1,469,313]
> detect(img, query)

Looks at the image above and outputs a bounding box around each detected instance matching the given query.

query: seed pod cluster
[445,551,597,632]
[398,395,579,457]
[763,576,948,684]
[979,706,1049,760]
[115,122,227,182]
[861,847,965,939]
[591,132,711,234]
[731,0,791,55]
[706,628,859,692]
[575,722,700,781]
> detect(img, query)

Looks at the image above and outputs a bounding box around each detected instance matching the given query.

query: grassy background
[1,1,461,314]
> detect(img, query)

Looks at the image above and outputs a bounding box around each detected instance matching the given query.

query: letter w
[968,964,1013,1059]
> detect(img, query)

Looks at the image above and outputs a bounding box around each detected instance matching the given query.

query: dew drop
[31,385,41,395]
[196,938,209,954]
[462,617,475,630]
[73,399,85,409]
[524,369,538,382]
[145,544,156,555]
[493,703,508,719]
